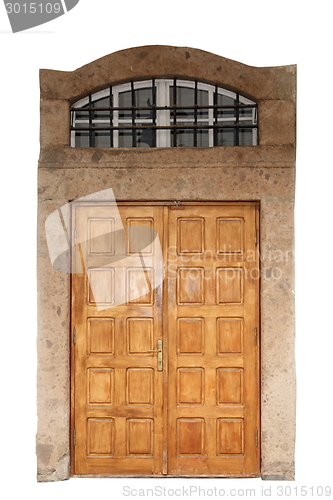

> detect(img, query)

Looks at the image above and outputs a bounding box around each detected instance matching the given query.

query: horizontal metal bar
[71,104,257,112]
[71,124,258,131]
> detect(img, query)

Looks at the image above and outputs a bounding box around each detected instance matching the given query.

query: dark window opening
[71,79,258,148]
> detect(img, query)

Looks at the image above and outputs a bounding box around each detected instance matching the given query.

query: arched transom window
[71,79,258,148]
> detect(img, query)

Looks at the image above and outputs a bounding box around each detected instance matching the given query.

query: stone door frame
[37,45,296,481]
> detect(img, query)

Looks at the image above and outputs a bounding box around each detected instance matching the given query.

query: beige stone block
[40,100,70,147]
[37,166,295,203]
[38,145,296,169]
[259,196,296,481]
[259,100,296,146]
[37,253,70,481]
[37,199,70,256]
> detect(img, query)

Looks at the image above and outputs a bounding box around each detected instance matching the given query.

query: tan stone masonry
[37,45,296,481]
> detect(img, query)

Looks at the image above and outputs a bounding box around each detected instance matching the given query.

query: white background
[0,1,332,498]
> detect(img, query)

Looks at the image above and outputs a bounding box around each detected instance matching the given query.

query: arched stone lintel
[39,45,296,104]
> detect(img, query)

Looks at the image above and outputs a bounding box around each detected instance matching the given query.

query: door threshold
[72,474,260,479]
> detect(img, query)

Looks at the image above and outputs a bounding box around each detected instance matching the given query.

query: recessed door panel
[72,205,164,475]
[72,203,259,477]
[167,205,259,476]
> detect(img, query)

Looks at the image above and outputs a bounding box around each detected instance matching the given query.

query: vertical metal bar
[89,94,94,147]
[152,78,156,147]
[236,92,240,146]
[110,86,113,148]
[214,85,218,147]
[194,80,198,147]
[173,78,177,147]
[131,81,136,147]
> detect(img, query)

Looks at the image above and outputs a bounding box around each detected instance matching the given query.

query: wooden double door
[71,202,260,477]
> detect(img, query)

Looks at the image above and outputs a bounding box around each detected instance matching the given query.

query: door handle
[147,340,163,371]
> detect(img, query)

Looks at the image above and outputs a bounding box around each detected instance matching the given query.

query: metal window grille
[71,79,258,148]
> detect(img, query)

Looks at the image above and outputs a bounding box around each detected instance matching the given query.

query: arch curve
[40,45,296,104]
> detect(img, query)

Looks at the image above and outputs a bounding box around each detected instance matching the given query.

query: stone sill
[38,145,296,169]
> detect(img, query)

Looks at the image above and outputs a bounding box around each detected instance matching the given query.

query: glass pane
[75,131,89,148]
[177,86,195,106]
[197,109,209,119]
[119,129,132,147]
[135,87,153,119]
[92,110,110,121]
[197,89,209,119]
[239,95,256,105]
[74,121,89,128]
[217,93,237,106]
[217,128,236,147]
[93,131,111,148]
[174,129,194,147]
[170,86,195,122]
[217,108,236,125]
[171,109,194,122]
[137,128,154,147]
[239,128,253,146]
[197,129,209,147]
[197,89,209,105]
[239,107,255,125]
[74,110,89,121]
[93,97,110,108]
[119,91,132,119]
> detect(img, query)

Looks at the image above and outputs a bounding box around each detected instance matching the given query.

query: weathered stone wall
[37,46,296,481]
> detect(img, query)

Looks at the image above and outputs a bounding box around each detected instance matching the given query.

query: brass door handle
[147,340,163,371]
